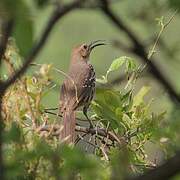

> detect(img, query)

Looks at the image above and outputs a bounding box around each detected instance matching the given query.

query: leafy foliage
[96,56,136,84]
[0,41,169,179]
[0,0,179,179]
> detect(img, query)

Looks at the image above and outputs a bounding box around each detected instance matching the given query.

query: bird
[59,40,106,144]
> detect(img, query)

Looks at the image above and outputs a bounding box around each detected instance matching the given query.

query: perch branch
[38,124,126,146]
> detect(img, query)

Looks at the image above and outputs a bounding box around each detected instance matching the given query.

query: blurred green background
[1,1,180,178]
[31,0,180,114]
[2,0,180,112]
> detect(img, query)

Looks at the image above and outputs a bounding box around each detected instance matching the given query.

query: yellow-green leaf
[133,86,151,107]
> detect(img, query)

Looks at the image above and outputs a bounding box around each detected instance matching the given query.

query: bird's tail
[59,109,76,144]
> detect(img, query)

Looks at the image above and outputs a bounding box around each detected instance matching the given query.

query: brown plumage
[59,40,106,144]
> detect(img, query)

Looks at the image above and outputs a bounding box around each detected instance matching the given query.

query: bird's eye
[83,45,87,49]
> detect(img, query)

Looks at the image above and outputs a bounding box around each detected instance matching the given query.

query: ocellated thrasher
[59,40,106,144]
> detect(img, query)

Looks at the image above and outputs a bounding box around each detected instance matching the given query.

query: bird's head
[72,40,106,62]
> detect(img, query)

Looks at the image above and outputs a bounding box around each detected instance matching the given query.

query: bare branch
[1,0,86,92]
[38,124,127,146]
[76,125,126,145]
[0,2,85,177]
[100,1,180,104]
[147,10,177,59]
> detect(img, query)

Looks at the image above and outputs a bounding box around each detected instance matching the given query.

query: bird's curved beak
[89,40,106,51]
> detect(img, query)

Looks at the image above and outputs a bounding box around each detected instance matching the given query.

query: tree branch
[1,0,86,92]
[38,124,127,146]
[75,125,126,146]
[100,1,180,104]
[128,151,180,180]
[0,1,85,178]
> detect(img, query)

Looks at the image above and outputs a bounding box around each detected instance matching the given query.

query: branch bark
[38,124,127,146]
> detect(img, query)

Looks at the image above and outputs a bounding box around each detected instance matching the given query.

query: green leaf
[106,56,126,77]
[106,56,137,82]
[103,90,121,108]
[155,16,164,27]
[92,89,127,130]
[126,58,137,72]
[133,86,151,107]
[4,122,22,143]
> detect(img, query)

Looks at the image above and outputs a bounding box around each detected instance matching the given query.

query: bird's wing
[60,63,95,111]
[74,63,96,109]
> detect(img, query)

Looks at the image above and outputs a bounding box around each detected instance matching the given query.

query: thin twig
[78,134,98,148]
[148,10,177,59]
[101,5,180,103]
[30,62,79,105]
[75,133,88,145]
